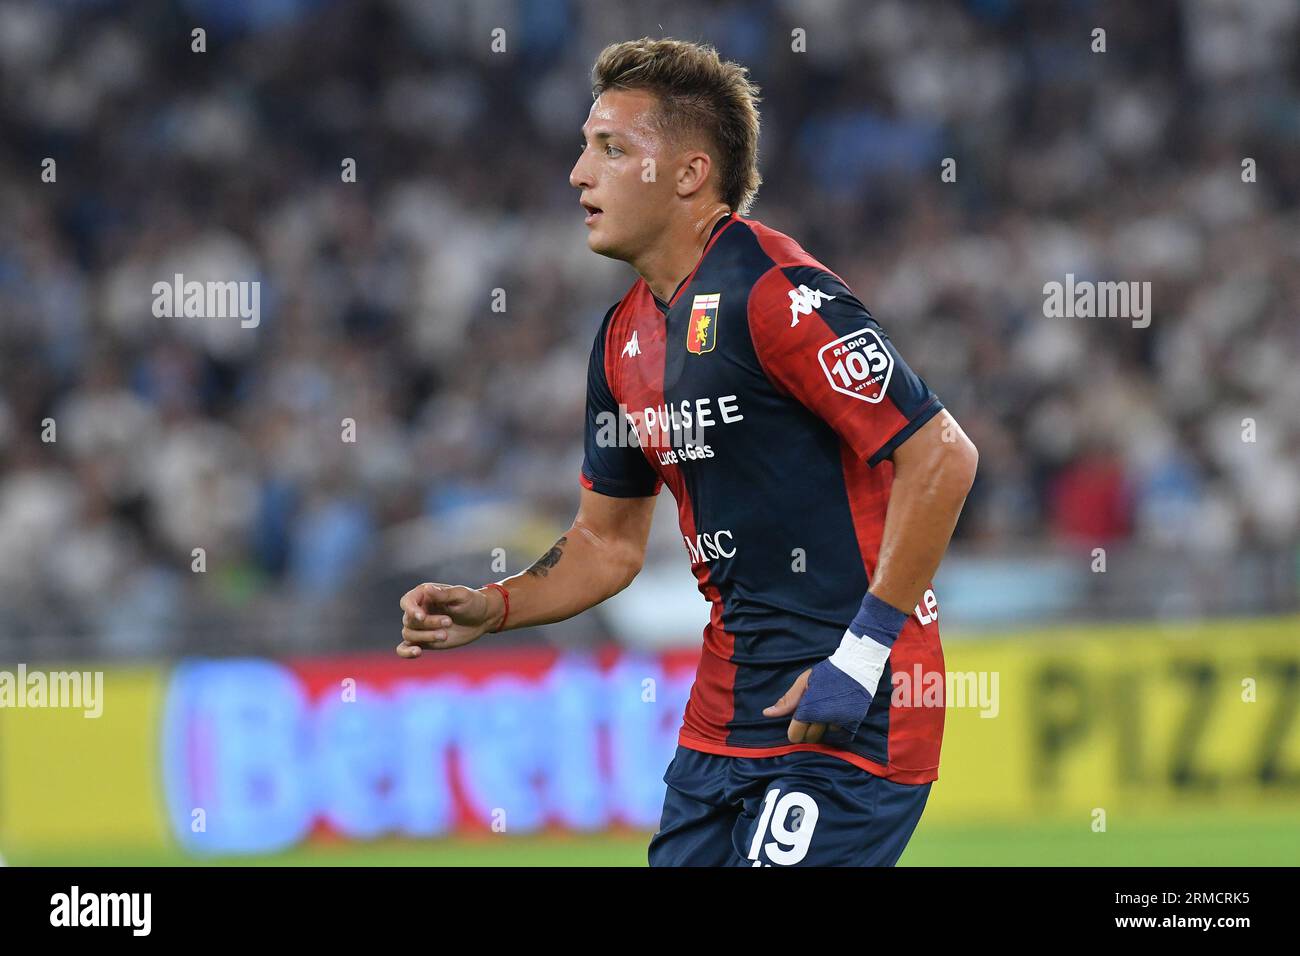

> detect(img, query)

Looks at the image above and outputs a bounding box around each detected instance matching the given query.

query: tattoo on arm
[526,536,567,577]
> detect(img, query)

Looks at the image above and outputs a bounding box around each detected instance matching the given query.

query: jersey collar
[652,213,736,315]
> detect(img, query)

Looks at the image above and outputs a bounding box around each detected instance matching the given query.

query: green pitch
[9,811,1298,866]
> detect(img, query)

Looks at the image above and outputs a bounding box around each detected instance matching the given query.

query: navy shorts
[648,745,932,867]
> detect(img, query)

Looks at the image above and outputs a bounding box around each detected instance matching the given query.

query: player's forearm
[869,423,978,613]
[481,521,642,631]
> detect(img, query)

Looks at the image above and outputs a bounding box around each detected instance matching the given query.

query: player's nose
[569,152,593,191]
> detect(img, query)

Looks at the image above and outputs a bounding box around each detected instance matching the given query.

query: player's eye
[605,144,623,157]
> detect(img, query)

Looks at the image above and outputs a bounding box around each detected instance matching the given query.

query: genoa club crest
[687,293,720,355]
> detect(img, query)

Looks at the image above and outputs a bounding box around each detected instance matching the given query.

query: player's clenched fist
[397,582,502,658]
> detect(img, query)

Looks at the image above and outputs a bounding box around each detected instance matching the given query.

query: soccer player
[398,38,978,866]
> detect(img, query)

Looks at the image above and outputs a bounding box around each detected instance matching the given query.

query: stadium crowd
[0,0,1296,655]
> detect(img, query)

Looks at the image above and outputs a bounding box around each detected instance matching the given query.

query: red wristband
[483,582,510,632]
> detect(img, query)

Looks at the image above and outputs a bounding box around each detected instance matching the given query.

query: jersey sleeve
[580,306,663,497]
[747,265,944,466]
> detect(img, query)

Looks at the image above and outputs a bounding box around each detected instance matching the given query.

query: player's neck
[635,203,731,304]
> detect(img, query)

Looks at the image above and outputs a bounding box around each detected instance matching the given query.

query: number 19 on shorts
[747,788,820,866]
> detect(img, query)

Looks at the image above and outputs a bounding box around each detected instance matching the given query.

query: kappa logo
[789,285,836,327]
[687,293,720,355]
[622,330,641,358]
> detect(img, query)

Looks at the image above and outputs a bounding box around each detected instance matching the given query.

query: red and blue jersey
[581,214,946,784]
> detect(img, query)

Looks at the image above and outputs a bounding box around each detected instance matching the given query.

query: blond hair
[592,38,762,215]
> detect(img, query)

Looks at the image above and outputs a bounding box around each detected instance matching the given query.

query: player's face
[570,89,679,261]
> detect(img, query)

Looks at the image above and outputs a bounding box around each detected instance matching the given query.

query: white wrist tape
[827,630,892,697]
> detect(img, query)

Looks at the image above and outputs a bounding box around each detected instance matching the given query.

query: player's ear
[675,150,712,199]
